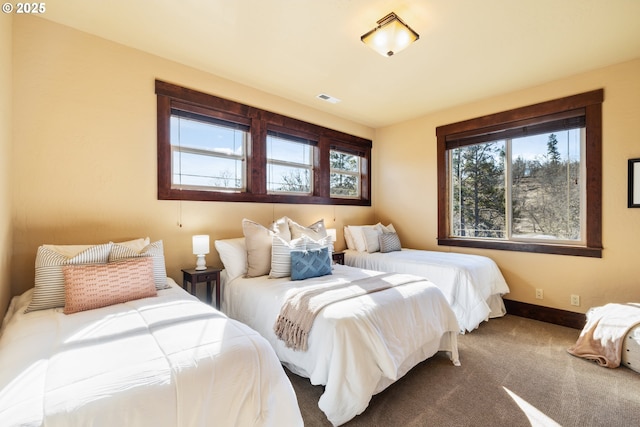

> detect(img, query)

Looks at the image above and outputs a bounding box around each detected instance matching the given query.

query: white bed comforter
[344,249,510,333]
[0,279,302,427]
[223,265,460,426]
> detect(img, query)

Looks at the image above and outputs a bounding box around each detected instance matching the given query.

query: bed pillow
[379,232,402,253]
[362,227,382,253]
[270,235,306,278]
[271,234,332,278]
[347,225,376,252]
[288,218,328,240]
[243,219,276,277]
[109,240,169,290]
[343,226,353,250]
[63,257,157,314]
[214,237,247,282]
[42,238,149,259]
[26,242,114,313]
[290,247,332,281]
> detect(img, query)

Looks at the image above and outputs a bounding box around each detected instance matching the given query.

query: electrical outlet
[535,289,543,299]
[571,294,580,306]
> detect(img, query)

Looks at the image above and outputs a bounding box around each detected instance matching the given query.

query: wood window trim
[436,89,604,258]
[156,80,372,206]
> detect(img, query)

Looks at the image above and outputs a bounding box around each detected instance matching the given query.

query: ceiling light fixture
[361,12,419,57]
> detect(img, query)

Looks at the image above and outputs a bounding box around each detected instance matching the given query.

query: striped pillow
[270,236,307,278]
[108,240,169,289]
[26,242,114,313]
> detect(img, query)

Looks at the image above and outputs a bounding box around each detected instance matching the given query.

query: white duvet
[0,279,303,427]
[344,249,510,332]
[222,264,460,426]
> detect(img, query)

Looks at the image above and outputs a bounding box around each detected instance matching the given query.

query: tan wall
[10,16,374,295]
[0,14,12,314]
[375,58,640,313]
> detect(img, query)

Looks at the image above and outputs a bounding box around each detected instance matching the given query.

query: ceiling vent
[316,93,341,104]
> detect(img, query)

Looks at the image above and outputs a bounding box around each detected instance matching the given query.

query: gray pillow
[379,232,401,253]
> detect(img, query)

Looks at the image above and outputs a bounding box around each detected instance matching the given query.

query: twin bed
[0,240,302,427]
[343,223,510,332]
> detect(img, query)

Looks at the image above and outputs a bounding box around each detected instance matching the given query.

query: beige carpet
[286,314,640,426]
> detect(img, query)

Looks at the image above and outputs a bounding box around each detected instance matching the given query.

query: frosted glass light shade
[192,235,210,270]
[361,12,419,57]
[192,235,210,255]
[326,228,337,243]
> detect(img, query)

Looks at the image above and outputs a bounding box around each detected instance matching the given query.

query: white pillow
[288,218,327,240]
[347,225,376,252]
[362,227,382,253]
[344,226,355,250]
[214,237,247,282]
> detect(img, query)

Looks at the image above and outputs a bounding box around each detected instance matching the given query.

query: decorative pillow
[214,237,247,282]
[272,216,292,241]
[290,247,332,281]
[270,235,306,278]
[288,218,328,241]
[42,238,149,259]
[109,240,169,290]
[63,257,157,314]
[26,242,114,313]
[243,219,276,277]
[379,232,402,253]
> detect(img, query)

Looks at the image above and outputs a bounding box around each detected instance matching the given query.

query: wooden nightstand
[332,251,345,265]
[181,267,222,309]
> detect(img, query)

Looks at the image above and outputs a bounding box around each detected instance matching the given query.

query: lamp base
[195,254,207,270]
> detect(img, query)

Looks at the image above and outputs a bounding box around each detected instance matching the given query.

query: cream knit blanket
[274,273,425,351]
[567,303,640,368]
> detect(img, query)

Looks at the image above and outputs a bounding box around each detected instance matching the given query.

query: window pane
[330,150,360,197]
[171,115,246,191]
[450,141,506,238]
[267,163,311,193]
[511,129,583,241]
[267,133,313,194]
[173,151,244,189]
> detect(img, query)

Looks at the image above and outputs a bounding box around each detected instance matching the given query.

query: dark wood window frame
[436,89,603,258]
[156,80,372,206]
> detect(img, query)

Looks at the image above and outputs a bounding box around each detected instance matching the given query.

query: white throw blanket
[567,303,640,368]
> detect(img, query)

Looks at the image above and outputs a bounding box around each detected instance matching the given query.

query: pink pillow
[63,257,157,314]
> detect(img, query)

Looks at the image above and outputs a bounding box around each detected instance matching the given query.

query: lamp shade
[361,12,419,57]
[326,228,337,243]
[192,235,210,255]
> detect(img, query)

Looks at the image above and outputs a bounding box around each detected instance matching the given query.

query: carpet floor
[286,314,640,426]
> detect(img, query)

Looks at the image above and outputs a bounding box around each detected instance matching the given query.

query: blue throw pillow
[290,247,332,281]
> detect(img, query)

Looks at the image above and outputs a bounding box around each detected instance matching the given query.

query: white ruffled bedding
[344,249,510,332]
[222,264,460,426]
[0,279,302,427]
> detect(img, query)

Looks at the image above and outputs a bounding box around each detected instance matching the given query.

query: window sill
[437,238,602,258]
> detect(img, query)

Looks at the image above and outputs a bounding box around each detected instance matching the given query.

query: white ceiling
[39,0,640,128]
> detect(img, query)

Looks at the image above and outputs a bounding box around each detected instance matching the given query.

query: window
[330,148,362,198]
[156,80,372,205]
[171,111,248,192]
[267,132,314,195]
[437,90,603,257]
